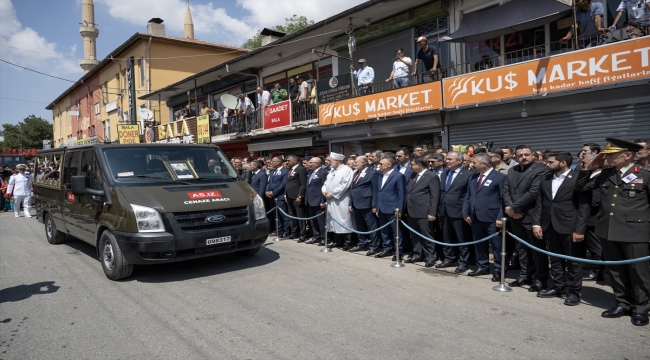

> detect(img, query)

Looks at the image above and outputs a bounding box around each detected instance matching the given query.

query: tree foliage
[0,115,53,149]
[242,15,315,49]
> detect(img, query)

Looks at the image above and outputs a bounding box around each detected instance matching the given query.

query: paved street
[0,211,648,360]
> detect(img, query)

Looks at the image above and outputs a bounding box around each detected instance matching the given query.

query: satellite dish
[221,94,239,109]
[138,107,154,120]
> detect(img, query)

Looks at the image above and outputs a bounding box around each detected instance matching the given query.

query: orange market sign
[443,37,650,108]
[318,82,443,125]
[117,124,140,144]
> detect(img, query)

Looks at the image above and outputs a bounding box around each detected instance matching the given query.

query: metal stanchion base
[492,284,512,292]
[390,261,405,268]
[320,247,333,253]
[273,236,282,242]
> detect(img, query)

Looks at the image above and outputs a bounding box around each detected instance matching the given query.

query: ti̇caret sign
[264,100,291,129]
[318,82,443,125]
[443,37,650,108]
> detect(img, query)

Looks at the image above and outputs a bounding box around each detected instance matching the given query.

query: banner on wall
[196,115,211,144]
[263,101,291,130]
[117,124,140,144]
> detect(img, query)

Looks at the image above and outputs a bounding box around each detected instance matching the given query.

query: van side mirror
[71,175,105,197]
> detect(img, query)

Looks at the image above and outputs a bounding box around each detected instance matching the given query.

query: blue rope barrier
[401,220,497,246]
[507,232,650,265]
[277,207,324,221]
[266,206,276,215]
[330,215,394,234]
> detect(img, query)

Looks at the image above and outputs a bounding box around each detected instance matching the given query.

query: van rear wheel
[99,230,133,280]
[45,213,66,244]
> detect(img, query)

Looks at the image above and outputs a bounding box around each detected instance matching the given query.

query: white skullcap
[329,152,345,161]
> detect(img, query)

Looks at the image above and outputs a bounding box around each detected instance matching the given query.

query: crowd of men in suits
[243,137,650,326]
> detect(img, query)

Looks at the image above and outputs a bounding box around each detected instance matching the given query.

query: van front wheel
[99,230,133,280]
[45,213,66,244]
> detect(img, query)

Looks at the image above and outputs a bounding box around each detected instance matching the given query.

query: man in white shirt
[350,59,375,95]
[7,164,33,218]
[256,87,272,111]
[386,48,412,88]
[532,151,590,306]
[237,94,255,132]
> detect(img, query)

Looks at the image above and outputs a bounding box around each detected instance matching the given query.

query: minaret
[79,0,99,73]
[184,0,194,39]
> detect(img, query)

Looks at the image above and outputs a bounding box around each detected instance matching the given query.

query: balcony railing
[209,102,318,136]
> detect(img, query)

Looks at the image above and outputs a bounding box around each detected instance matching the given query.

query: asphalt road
[1,211,648,359]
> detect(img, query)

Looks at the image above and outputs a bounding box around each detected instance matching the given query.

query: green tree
[242,15,315,49]
[1,115,53,149]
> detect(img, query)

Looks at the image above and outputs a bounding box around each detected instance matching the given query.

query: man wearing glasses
[488,148,510,174]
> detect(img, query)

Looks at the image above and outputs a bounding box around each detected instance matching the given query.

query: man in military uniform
[634,138,649,171]
[7,164,34,218]
[578,138,650,326]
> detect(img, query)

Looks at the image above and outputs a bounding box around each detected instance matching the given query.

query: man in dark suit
[577,138,650,326]
[532,152,590,306]
[249,160,267,198]
[582,153,605,282]
[503,145,549,292]
[436,151,474,273]
[265,156,289,238]
[462,153,507,281]
[374,156,406,259]
[348,156,380,253]
[395,147,413,253]
[285,154,308,242]
[304,157,328,245]
[404,156,440,267]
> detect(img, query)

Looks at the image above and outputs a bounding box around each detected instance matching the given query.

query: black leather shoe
[631,313,649,326]
[467,269,490,277]
[297,237,307,243]
[366,249,381,256]
[375,251,394,258]
[601,306,629,318]
[289,234,299,240]
[404,257,423,264]
[528,281,545,293]
[508,278,532,287]
[582,273,598,281]
[538,287,563,298]
[305,239,318,244]
[317,242,325,247]
[435,261,458,269]
[454,265,468,273]
[270,232,277,236]
[348,246,368,252]
[564,293,580,306]
[424,262,435,268]
[391,254,404,262]
[491,274,500,282]
[327,243,338,248]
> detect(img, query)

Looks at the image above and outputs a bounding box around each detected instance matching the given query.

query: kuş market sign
[318,82,443,125]
[264,100,291,129]
[443,37,650,108]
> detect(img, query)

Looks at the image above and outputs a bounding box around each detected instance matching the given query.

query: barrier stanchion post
[320,204,332,252]
[273,198,281,242]
[390,208,404,268]
[493,217,512,292]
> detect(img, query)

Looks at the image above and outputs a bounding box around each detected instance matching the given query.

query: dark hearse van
[32,143,270,280]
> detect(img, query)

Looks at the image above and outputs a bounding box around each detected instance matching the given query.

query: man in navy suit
[348,156,380,253]
[395,148,413,253]
[250,160,268,199]
[304,157,328,245]
[375,156,406,259]
[437,151,474,273]
[265,156,290,238]
[462,153,507,281]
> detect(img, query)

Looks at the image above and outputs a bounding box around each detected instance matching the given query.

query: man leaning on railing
[386,48,412,89]
[611,0,650,39]
[560,0,607,48]
[412,36,442,82]
[351,59,374,95]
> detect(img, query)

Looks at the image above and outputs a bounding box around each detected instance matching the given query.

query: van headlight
[130,204,165,232]
[253,194,266,221]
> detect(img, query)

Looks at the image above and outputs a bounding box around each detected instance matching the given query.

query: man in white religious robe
[322,152,354,249]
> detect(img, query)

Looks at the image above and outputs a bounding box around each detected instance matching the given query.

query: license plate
[206,236,231,246]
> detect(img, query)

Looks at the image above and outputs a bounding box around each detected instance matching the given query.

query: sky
[0,0,366,128]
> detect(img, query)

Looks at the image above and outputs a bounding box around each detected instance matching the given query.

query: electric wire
[0,97,51,105]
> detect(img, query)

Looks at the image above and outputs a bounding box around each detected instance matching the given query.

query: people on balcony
[560,0,607,48]
[413,36,441,82]
[611,0,650,38]
[271,83,288,103]
[184,103,196,118]
[351,59,374,95]
[174,111,184,121]
[256,86,272,111]
[386,48,412,89]
[236,94,255,132]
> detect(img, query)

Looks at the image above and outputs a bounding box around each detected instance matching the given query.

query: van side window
[63,151,81,187]
[34,153,62,188]
[81,150,104,190]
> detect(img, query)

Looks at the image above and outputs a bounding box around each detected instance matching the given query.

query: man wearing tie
[375,156,406,259]
[265,156,290,238]
[285,154,308,242]
[404,157,440,267]
[436,151,473,273]
[532,151,590,306]
[462,154,507,281]
[249,160,267,199]
[348,156,380,253]
[304,157,328,245]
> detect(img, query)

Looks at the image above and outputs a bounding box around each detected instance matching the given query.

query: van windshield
[103,146,238,185]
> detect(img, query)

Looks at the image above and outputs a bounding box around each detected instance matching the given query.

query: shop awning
[441,0,571,43]
[247,137,313,152]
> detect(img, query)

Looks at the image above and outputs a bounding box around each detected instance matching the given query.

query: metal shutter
[448,103,650,153]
